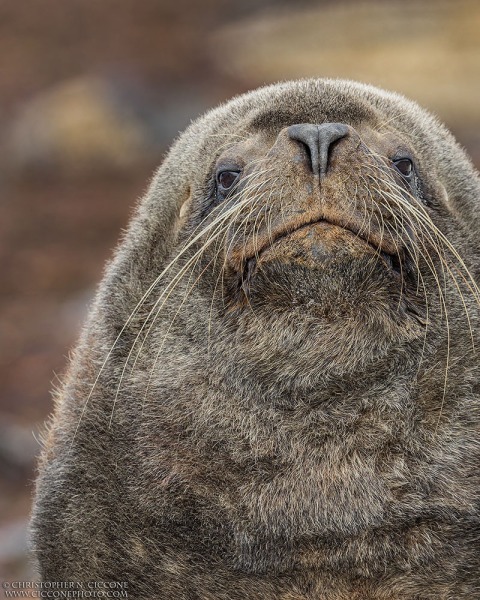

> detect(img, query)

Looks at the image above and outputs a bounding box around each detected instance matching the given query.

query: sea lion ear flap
[178,187,193,228]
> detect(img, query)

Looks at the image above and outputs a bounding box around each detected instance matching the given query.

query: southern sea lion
[31,79,480,599]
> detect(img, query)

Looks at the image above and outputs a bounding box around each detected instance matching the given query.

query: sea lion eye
[217,170,240,191]
[393,158,413,178]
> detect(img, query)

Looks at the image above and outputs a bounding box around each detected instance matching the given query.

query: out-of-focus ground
[0,0,478,582]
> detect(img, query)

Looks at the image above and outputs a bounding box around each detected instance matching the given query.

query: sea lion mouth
[233,214,405,277]
[235,217,407,300]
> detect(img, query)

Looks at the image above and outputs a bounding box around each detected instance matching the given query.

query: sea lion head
[31,80,480,593]
[119,79,479,398]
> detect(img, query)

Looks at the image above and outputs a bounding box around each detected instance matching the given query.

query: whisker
[142,256,216,413]
[110,193,267,422]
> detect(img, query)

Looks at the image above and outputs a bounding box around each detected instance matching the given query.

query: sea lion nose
[288,123,349,178]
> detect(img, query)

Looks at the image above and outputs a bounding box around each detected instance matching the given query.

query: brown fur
[31,80,480,599]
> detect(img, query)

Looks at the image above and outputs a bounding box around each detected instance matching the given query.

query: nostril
[288,122,349,178]
[299,136,312,166]
[288,124,320,176]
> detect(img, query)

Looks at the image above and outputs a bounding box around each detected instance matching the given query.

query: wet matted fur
[31,80,480,599]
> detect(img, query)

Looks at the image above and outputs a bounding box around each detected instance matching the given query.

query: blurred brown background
[1,0,479,582]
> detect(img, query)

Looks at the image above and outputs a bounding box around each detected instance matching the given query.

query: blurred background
[1,0,479,582]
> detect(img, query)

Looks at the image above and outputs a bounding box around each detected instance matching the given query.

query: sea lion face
[215,122,422,307]
[169,82,478,382]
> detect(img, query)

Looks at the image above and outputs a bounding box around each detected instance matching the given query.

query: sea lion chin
[31,80,480,599]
